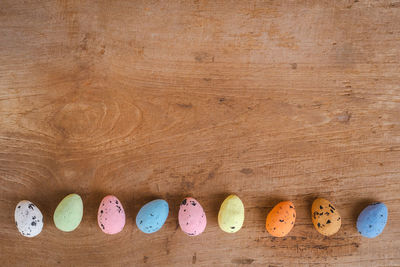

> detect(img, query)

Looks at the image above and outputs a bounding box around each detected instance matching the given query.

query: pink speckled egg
[98,195,125,235]
[178,197,206,236]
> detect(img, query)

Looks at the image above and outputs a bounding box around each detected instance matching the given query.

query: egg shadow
[206,192,231,228]
[350,199,376,224]
[84,190,112,227]
[304,194,318,209]
[165,193,187,233]
[252,195,286,227]
[303,193,321,232]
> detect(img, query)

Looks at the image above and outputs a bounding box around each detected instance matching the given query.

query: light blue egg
[136,199,169,234]
[357,202,388,238]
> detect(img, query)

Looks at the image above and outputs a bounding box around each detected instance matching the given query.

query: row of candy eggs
[15,194,388,239]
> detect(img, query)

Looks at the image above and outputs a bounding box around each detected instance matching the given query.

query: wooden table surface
[1,1,399,266]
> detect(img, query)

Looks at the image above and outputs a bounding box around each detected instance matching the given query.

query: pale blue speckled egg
[357,202,388,238]
[136,199,169,234]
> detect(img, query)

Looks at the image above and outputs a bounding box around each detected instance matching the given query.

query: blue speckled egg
[357,202,388,238]
[136,199,169,234]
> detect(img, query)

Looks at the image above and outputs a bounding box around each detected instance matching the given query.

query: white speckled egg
[15,200,43,238]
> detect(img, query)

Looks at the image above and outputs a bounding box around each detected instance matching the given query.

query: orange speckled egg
[266,201,296,237]
[311,198,341,236]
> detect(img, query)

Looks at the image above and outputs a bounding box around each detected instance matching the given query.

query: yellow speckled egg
[311,198,341,236]
[266,201,296,237]
[218,195,244,233]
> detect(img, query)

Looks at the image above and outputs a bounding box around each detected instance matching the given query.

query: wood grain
[1,0,399,266]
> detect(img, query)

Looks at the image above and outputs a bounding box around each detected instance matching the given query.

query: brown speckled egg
[311,198,341,236]
[266,201,296,237]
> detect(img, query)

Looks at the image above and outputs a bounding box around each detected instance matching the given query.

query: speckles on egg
[178,197,206,236]
[98,195,125,235]
[53,193,83,232]
[218,195,244,233]
[136,199,169,234]
[357,202,388,238]
[311,198,341,236]
[266,201,296,237]
[15,200,43,238]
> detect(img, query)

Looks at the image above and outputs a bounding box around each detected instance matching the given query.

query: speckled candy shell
[15,200,43,238]
[136,199,169,234]
[266,201,296,237]
[98,195,126,235]
[357,202,388,238]
[311,198,341,236]
[218,194,245,233]
[53,193,83,232]
[178,197,206,236]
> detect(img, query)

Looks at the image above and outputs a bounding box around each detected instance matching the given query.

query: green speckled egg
[53,193,83,232]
